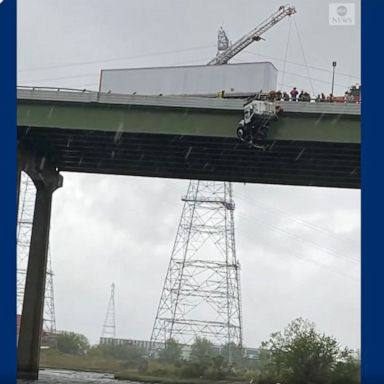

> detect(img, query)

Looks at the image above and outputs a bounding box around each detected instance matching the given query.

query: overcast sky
[17,0,360,349]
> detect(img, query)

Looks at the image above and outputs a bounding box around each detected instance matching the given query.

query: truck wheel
[237,127,245,139]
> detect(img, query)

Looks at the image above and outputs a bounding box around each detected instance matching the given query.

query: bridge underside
[18,126,360,189]
[16,92,360,379]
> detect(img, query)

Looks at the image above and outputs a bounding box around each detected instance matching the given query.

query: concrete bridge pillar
[17,146,63,380]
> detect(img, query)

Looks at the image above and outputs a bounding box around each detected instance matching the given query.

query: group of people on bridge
[216,85,360,104]
[263,86,360,103]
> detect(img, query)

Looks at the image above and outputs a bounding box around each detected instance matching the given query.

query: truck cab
[237,99,279,148]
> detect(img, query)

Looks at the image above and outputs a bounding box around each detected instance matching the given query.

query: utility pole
[331,61,337,96]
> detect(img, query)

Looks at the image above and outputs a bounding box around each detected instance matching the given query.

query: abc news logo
[329,3,355,26]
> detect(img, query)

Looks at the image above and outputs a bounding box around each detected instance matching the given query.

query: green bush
[158,338,183,364]
[95,343,143,362]
[259,318,360,384]
[204,366,226,380]
[179,362,204,378]
[330,355,360,384]
[56,332,90,355]
[147,360,178,377]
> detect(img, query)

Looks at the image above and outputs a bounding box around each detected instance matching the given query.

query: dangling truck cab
[236,95,281,149]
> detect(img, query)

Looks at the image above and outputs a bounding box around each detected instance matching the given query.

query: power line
[18,56,214,84]
[232,58,353,89]
[235,216,359,282]
[138,183,360,282]
[242,51,360,80]
[236,208,359,266]
[280,70,351,88]
[19,73,97,84]
[18,45,216,73]
[234,192,359,264]
[292,17,315,95]
[236,192,360,246]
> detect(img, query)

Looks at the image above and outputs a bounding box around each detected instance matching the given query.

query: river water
[17,368,141,383]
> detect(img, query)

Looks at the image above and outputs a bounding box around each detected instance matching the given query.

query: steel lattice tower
[17,174,35,318]
[150,180,242,351]
[43,251,57,334]
[17,172,57,335]
[101,283,116,339]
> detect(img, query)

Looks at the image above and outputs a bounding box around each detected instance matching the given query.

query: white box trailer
[99,62,278,96]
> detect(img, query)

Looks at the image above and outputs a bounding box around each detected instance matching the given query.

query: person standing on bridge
[303,91,311,102]
[290,87,298,101]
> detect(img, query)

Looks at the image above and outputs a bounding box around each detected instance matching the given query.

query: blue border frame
[361,0,384,383]
[0,0,16,382]
[1,0,382,382]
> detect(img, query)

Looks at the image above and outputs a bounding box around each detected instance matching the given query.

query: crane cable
[292,16,315,96]
[281,16,293,91]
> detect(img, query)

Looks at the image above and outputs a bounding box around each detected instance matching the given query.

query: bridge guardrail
[17,86,361,116]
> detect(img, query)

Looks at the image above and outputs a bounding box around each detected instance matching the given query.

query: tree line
[53,318,360,384]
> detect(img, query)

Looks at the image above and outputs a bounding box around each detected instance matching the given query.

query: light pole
[331,61,337,96]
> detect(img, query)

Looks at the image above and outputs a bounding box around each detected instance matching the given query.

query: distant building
[99,337,162,354]
[243,346,260,359]
[99,337,260,360]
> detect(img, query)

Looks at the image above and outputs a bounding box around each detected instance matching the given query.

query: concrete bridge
[16,87,360,379]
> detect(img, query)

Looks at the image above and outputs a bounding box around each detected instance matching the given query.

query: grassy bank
[115,370,247,384]
[40,348,121,373]
[40,350,249,384]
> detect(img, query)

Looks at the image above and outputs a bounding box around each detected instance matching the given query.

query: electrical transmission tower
[150,181,242,352]
[150,4,295,355]
[43,251,57,334]
[17,172,56,335]
[101,283,116,339]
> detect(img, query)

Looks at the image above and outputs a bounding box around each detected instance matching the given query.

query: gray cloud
[49,175,360,348]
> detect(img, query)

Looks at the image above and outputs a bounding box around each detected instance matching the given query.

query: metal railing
[17,85,95,93]
[16,86,361,106]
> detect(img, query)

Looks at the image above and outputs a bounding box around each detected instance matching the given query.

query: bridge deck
[17,89,360,189]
